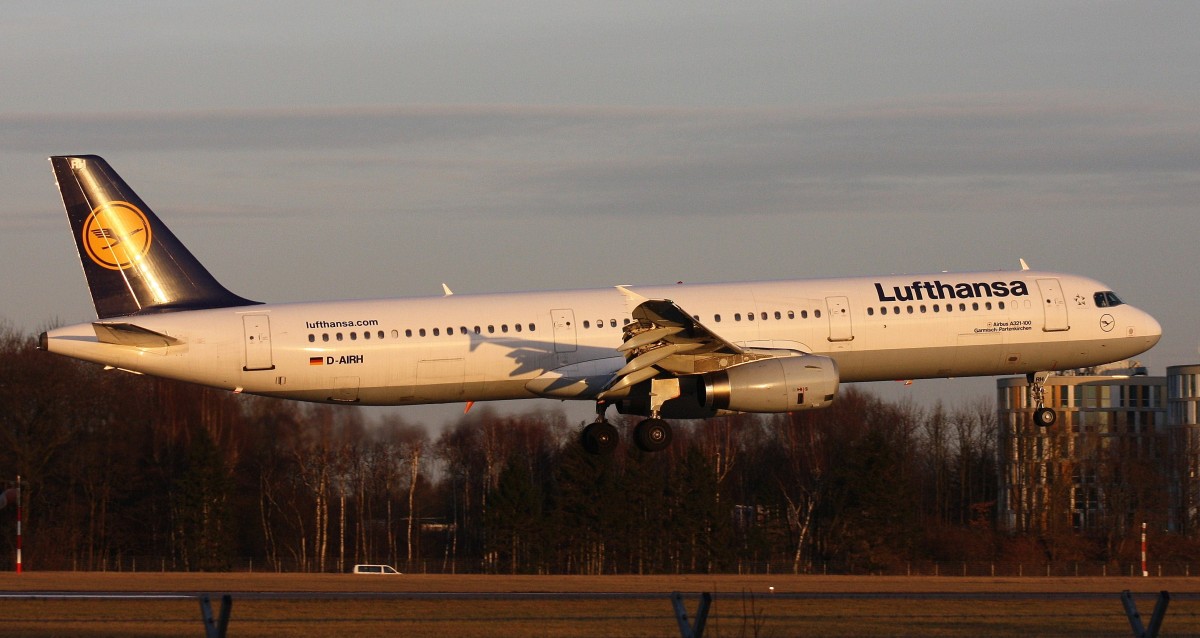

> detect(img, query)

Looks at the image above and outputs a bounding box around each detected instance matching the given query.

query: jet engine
[700,354,839,413]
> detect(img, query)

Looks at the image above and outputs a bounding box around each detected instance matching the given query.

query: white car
[352,564,401,574]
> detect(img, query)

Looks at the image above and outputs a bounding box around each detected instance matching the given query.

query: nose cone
[1143,310,1163,347]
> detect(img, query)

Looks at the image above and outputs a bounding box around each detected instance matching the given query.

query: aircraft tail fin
[50,155,258,319]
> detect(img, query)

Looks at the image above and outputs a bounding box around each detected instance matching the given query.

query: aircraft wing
[597,299,772,398]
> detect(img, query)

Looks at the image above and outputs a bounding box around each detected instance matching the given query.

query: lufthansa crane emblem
[81,201,153,270]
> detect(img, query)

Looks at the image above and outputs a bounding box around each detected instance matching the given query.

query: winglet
[615,285,648,304]
[442,283,454,296]
[1019,258,1030,271]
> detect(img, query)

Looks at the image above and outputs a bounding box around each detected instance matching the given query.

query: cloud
[4,95,1198,229]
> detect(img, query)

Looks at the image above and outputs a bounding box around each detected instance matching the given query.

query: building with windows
[1166,365,1200,535]
[997,368,1172,535]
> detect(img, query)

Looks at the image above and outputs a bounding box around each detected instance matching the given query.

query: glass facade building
[997,372,1168,534]
[1166,365,1200,535]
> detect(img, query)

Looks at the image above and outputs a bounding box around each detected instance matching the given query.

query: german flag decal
[309,357,323,366]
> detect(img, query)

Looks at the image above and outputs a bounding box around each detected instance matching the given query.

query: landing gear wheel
[581,421,619,455]
[1034,407,1057,428]
[633,418,673,452]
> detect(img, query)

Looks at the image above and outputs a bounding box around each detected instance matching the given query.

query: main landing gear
[1028,371,1058,428]
[581,401,674,455]
[581,400,619,455]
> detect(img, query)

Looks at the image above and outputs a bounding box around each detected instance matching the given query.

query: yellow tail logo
[81,201,153,270]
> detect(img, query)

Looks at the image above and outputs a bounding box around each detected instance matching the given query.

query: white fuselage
[43,270,1161,406]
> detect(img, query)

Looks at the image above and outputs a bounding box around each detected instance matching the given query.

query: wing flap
[598,299,776,397]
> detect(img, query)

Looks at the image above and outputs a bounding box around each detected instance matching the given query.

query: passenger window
[322,334,329,342]
[474,326,481,334]
[801,310,808,319]
[433,328,439,336]
[734,313,742,321]
[390,330,398,338]
[308,334,315,343]
[946,304,953,313]
[515,324,522,332]
[867,307,874,316]
[972,302,979,311]
[959,303,966,311]
[714,314,721,322]
[419,329,426,337]
[907,306,914,314]
[488,325,495,334]
[350,332,357,340]
[933,305,940,313]
[460,327,468,335]
[336,333,344,341]
[762,312,768,320]
[405,329,413,337]
[502,324,508,333]
[985,302,992,310]
[610,319,618,328]
[774,311,781,320]
[529,323,535,331]
[814,310,821,318]
[584,320,591,329]
[998,302,1005,310]
[919,305,926,313]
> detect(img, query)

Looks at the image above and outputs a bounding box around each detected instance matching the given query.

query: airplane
[38,155,1162,454]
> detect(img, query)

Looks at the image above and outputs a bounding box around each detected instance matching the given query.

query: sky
[2,2,1198,428]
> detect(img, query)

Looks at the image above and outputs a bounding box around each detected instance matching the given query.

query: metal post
[199,594,233,638]
[671,591,711,638]
[1141,522,1148,577]
[1121,590,1169,638]
[15,476,21,574]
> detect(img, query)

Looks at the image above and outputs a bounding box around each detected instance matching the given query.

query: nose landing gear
[1028,371,1058,427]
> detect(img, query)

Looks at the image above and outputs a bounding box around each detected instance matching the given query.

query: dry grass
[0,573,1195,637]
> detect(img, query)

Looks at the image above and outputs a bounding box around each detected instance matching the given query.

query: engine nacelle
[700,355,839,413]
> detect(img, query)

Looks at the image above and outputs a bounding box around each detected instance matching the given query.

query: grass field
[0,573,1195,637]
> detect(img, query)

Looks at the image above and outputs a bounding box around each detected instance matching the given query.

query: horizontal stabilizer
[93,322,182,348]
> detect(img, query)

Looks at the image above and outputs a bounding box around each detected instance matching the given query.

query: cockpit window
[1094,291,1124,308]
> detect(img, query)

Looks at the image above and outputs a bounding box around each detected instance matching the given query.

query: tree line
[0,324,1195,573]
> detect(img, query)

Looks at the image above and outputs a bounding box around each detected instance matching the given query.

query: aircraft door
[1036,278,1069,332]
[242,315,275,371]
[826,296,854,342]
[551,309,577,353]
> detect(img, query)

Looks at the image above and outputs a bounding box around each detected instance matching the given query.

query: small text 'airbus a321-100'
[39,156,1162,453]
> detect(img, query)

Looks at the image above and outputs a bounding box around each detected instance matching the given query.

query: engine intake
[701,355,839,413]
